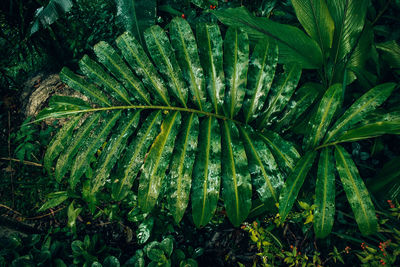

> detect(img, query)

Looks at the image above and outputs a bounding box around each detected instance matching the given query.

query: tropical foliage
[37,1,399,239]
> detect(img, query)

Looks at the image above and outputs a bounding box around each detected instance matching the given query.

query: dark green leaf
[191,117,221,227]
[242,37,278,123]
[221,120,252,226]
[303,84,342,150]
[144,26,188,107]
[239,126,282,204]
[70,111,122,189]
[38,191,68,212]
[170,17,210,111]
[258,64,302,128]
[258,130,301,174]
[94,41,151,104]
[115,0,156,46]
[324,83,397,143]
[44,114,82,173]
[55,113,101,182]
[59,67,111,107]
[291,0,334,53]
[116,32,170,105]
[213,6,322,69]
[196,23,225,114]
[279,151,316,221]
[90,111,140,195]
[79,55,132,104]
[334,145,377,235]
[314,148,335,238]
[138,112,181,212]
[223,27,249,118]
[376,40,400,69]
[167,113,199,223]
[112,111,162,201]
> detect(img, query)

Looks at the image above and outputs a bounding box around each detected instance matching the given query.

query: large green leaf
[115,0,156,46]
[291,0,334,53]
[239,126,282,204]
[71,111,122,189]
[303,84,342,150]
[278,151,316,221]
[324,83,397,143]
[213,6,322,69]
[36,96,90,121]
[55,113,101,183]
[221,120,252,226]
[196,23,225,114]
[90,111,140,195]
[138,111,181,212]
[314,148,335,239]
[334,145,377,235]
[112,111,162,201]
[242,37,278,123]
[144,26,188,107]
[169,17,210,112]
[223,27,249,118]
[167,113,199,223]
[326,0,368,82]
[116,32,170,106]
[257,64,302,128]
[191,117,221,227]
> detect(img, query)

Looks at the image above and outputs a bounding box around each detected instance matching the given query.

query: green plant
[35,2,399,239]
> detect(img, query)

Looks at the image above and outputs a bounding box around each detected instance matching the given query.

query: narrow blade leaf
[94,41,151,104]
[213,6,322,69]
[243,37,278,123]
[279,151,316,221]
[170,17,210,111]
[116,32,170,105]
[55,113,101,182]
[196,23,225,114]
[44,114,82,173]
[115,0,156,46]
[70,111,122,189]
[314,148,335,238]
[223,27,249,118]
[291,0,334,53]
[258,64,302,128]
[324,83,397,143]
[239,126,283,204]
[303,83,342,150]
[258,130,301,174]
[59,67,111,107]
[79,55,132,104]
[273,82,322,132]
[191,116,221,227]
[167,113,199,223]
[91,111,140,194]
[138,111,181,212]
[334,145,377,235]
[144,26,188,107]
[112,111,162,201]
[221,121,252,226]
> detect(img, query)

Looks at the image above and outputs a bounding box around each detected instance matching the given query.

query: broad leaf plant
[38,1,399,238]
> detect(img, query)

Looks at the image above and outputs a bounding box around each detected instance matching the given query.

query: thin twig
[0,203,65,220]
[0,157,44,167]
